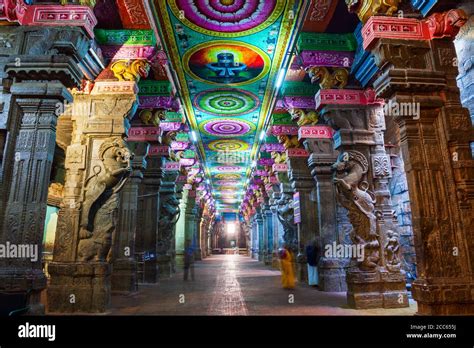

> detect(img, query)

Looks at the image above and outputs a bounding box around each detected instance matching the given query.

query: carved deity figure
[157,194,181,255]
[288,108,319,127]
[77,137,132,262]
[111,59,150,82]
[345,0,400,23]
[332,150,379,270]
[384,230,401,272]
[276,192,297,251]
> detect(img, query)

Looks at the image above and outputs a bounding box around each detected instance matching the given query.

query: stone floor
[110,254,417,315]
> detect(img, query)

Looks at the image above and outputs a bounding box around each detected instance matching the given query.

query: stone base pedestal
[111,259,137,294]
[195,249,202,261]
[0,269,47,315]
[412,279,474,315]
[346,269,408,309]
[264,253,272,266]
[157,256,172,278]
[47,262,111,313]
[318,258,349,292]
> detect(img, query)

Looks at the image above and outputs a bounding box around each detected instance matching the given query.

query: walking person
[183,239,195,281]
[306,238,321,287]
[279,243,295,289]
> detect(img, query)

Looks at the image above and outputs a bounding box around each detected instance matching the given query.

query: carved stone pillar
[270,183,283,268]
[157,169,180,278]
[111,142,148,293]
[184,189,197,255]
[256,210,264,262]
[263,202,273,265]
[48,81,137,313]
[366,12,474,314]
[0,26,98,314]
[320,94,408,308]
[136,156,163,283]
[287,153,318,283]
[251,215,258,259]
[303,133,348,292]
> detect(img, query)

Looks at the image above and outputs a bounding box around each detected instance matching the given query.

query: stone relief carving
[306,66,349,89]
[110,59,150,82]
[77,137,132,261]
[288,108,319,126]
[384,230,401,272]
[332,150,379,271]
[157,193,181,255]
[277,135,300,149]
[276,191,297,251]
[425,9,468,40]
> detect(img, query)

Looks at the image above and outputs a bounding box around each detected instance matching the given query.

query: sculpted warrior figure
[78,137,132,261]
[276,192,297,251]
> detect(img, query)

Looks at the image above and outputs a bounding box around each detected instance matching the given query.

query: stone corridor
[108,255,416,316]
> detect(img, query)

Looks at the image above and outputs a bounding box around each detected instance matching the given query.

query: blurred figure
[183,239,195,281]
[306,238,321,287]
[278,244,295,289]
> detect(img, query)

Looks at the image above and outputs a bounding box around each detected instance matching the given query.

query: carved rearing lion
[77,137,132,262]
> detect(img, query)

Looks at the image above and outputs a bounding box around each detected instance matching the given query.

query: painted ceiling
[150,0,305,212]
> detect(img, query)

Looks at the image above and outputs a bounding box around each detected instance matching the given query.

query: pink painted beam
[298,126,334,140]
[293,51,355,69]
[270,125,299,136]
[100,45,158,61]
[148,145,169,157]
[128,126,160,142]
[286,148,309,158]
[0,2,97,38]
[315,88,383,110]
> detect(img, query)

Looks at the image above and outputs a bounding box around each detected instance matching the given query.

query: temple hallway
[110,255,417,316]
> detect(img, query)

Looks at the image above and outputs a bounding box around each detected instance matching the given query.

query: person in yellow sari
[279,244,296,289]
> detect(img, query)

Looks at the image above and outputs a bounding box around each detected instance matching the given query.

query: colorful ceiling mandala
[193,89,260,116]
[170,0,286,37]
[183,41,270,86]
[200,119,256,137]
[152,0,303,211]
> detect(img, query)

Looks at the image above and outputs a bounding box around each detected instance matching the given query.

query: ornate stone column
[263,200,273,265]
[157,167,180,278]
[111,142,148,293]
[0,25,99,314]
[365,11,474,314]
[319,89,408,309]
[256,209,264,262]
[47,80,138,313]
[301,126,349,292]
[136,155,163,283]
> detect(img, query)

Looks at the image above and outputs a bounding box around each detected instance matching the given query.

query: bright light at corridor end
[226,223,236,235]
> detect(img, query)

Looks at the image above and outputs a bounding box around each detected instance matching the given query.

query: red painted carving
[0,1,97,38]
[116,0,150,29]
[128,126,160,142]
[298,125,334,140]
[272,164,288,172]
[286,148,309,158]
[163,162,180,171]
[148,145,169,157]
[363,11,468,50]
[315,89,383,110]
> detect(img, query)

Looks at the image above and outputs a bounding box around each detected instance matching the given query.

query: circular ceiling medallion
[208,139,249,152]
[215,180,240,185]
[183,41,270,86]
[194,89,260,117]
[214,173,241,180]
[170,0,285,37]
[216,166,242,172]
[201,119,255,137]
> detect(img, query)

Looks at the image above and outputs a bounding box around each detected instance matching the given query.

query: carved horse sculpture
[77,137,132,261]
[332,150,379,270]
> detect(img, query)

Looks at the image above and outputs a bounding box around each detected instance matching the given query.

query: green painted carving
[176,132,190,142]
[281,81,320,96]
[296,33,357,52]
[265,135,279,144]
[271,113,293,125]
[95,29,156,46]
[138,80,171,96]
[165,111,183,122]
